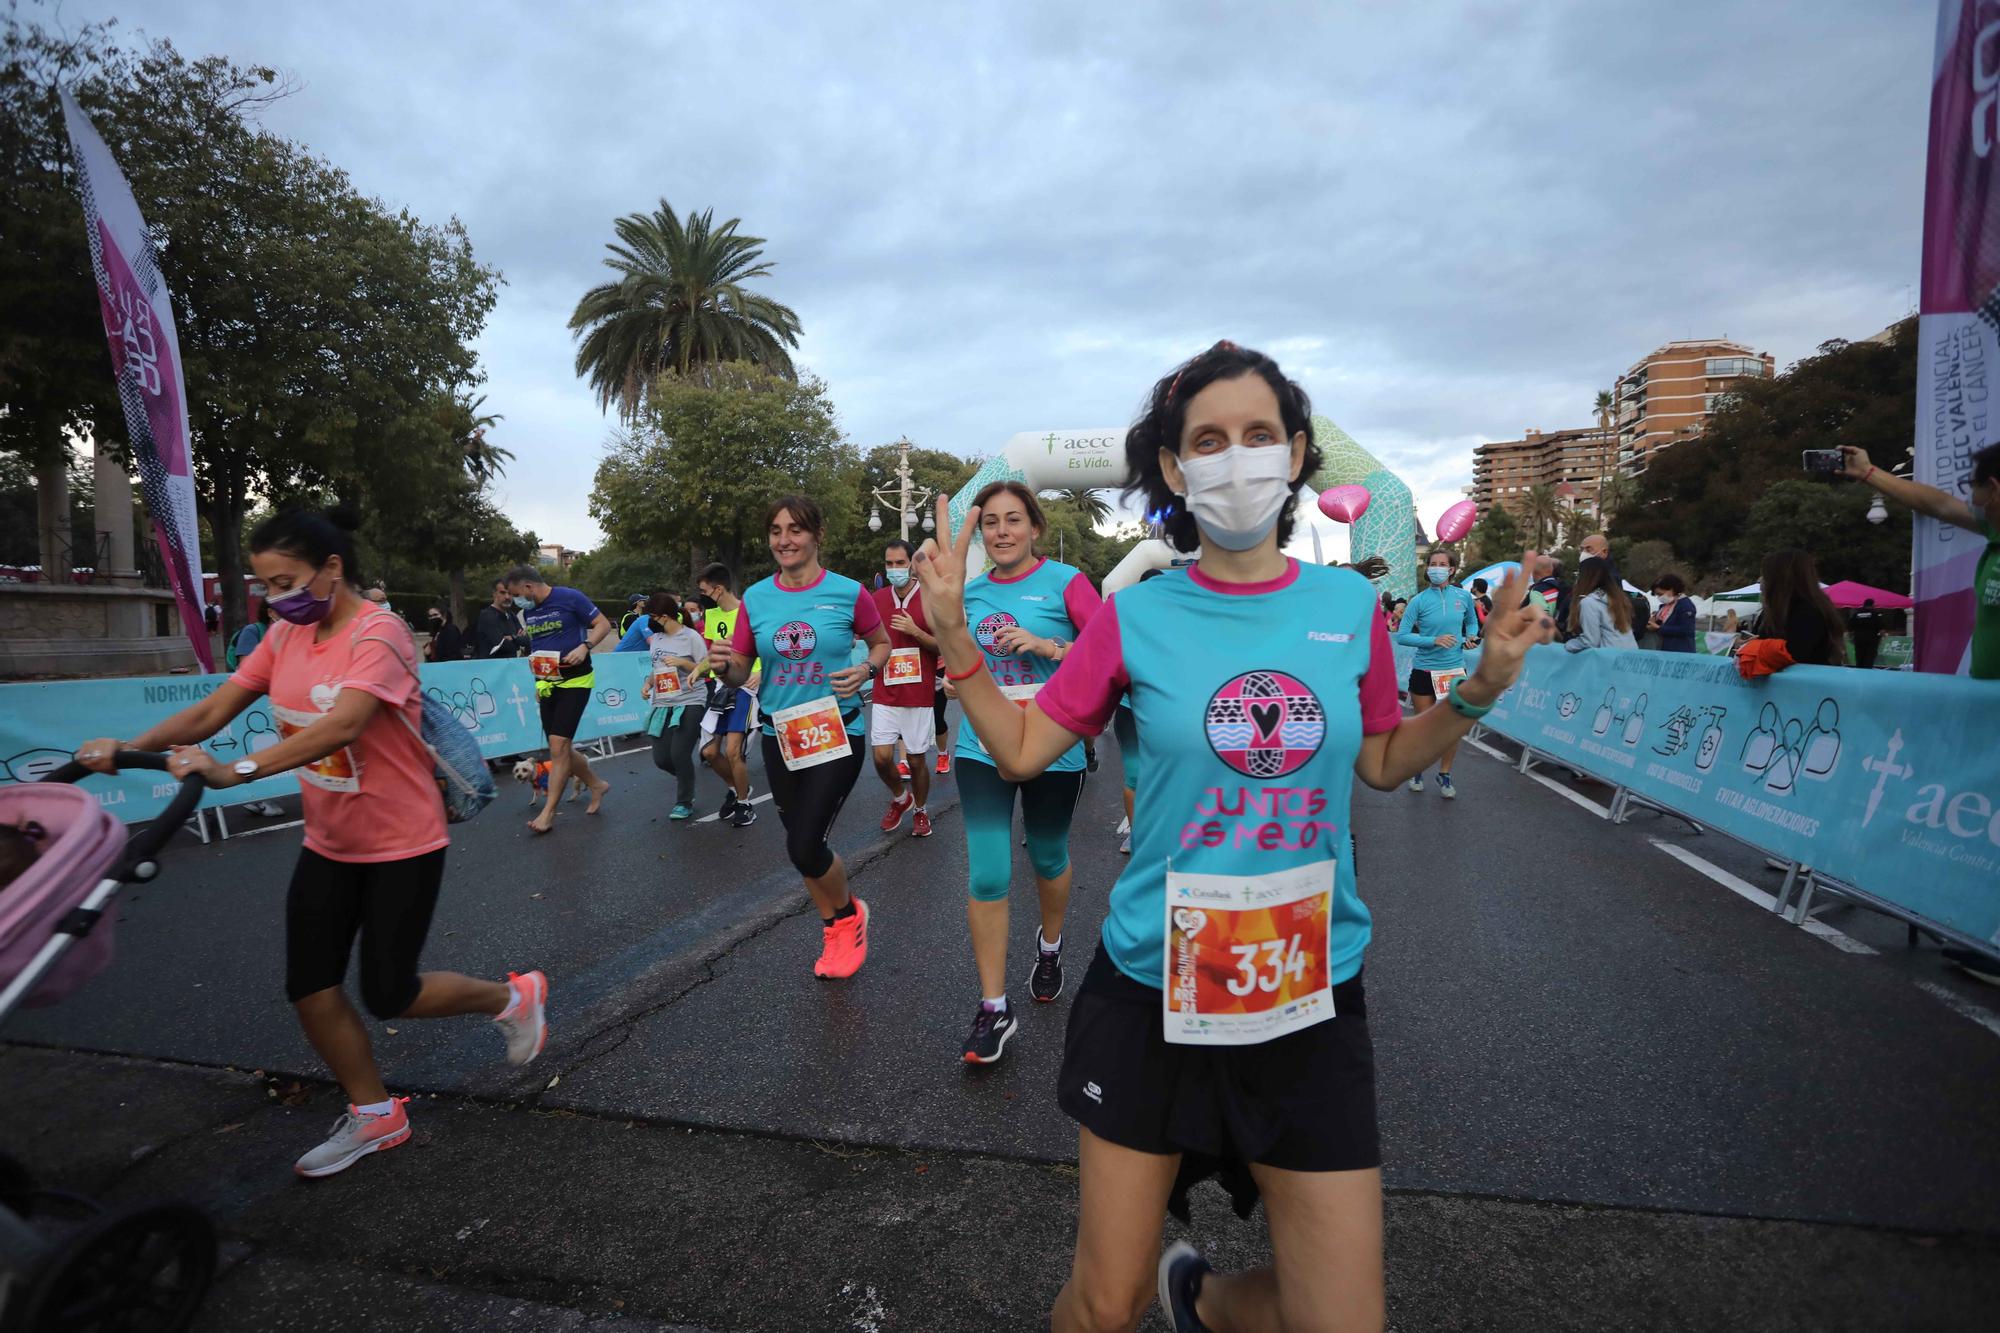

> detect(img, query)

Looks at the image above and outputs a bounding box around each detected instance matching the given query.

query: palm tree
[1597,470,1638,524]
[1522,483,1562,550]
[1048,488,1113,528]
[568,200,803,420]
[456,392,512,487]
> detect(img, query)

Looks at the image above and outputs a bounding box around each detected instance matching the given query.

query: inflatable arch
[944,419,1419,600]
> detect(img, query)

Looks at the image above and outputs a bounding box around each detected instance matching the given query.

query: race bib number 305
[1163,858,1336,1046]
[771,696,854,771]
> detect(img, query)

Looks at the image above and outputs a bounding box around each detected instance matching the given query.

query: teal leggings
[958,758,1085,902]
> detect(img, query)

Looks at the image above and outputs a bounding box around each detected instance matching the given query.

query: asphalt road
[6,715,1999,1330]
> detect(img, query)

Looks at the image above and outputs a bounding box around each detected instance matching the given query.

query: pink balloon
[1436,499,1478,543]
[1317,484,1372,524]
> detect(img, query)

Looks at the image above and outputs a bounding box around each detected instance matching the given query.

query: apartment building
[1470,426,1618,521]
[1614,339,1773,471]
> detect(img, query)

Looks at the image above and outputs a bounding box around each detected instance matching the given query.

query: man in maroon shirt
[869,539,939,837]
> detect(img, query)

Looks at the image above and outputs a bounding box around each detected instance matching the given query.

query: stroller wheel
[0,1150,34,1217]
[19,1200,216,1332]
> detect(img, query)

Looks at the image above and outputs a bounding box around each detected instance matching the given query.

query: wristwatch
[233,758,260,779]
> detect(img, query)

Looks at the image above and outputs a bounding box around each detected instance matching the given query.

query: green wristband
[1447,676,1495,720]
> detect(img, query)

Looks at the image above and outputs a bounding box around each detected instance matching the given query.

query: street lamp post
[868,436,937,542]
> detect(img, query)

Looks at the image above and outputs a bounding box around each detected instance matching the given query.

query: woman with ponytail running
[952,481,1102,1065]
[707,496,890,978]
[76,506,548,1178]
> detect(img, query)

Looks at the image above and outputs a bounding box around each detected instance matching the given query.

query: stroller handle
[43,751,210,873]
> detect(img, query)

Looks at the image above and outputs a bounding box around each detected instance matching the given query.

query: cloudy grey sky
[76,0,1931,557]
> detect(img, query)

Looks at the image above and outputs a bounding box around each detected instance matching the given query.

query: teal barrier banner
[418,659,542,759]
[1475,646,2000,946]
[0,673,307,817]
[0,652,656,823]
[572,652,651,744]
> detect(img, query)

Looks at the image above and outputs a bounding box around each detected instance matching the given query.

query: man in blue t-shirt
[504,564,614,834]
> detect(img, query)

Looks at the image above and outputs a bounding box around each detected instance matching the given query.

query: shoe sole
[962,1020,1018,1064]
[295,1123,411,1178]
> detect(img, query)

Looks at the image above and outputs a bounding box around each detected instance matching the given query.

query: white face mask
[885,567,911,588]
[1173,444,1296,551]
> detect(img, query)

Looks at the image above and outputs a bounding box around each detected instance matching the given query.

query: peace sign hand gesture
[911,494,978,635]
[1468,549,1557,697]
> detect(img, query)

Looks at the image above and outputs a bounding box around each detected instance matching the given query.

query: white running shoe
[294,1099,410,1178]
[493,970,548,1066]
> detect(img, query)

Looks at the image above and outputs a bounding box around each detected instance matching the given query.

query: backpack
[1627,590,1652,638]
[349,616,497,823]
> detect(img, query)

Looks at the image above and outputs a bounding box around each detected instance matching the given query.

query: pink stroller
[0,751,217,1332]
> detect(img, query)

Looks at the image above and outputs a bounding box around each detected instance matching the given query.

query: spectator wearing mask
[471,580,525,659]
[1532,556,1570,637]
[1841,441,2000,679]
[1649,573,1697,652]
[1565,557,1638,651]
[425,601,466,662]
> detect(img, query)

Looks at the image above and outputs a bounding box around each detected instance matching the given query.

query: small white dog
[512,759,587,806]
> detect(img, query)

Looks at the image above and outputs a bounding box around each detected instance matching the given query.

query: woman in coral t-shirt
[75,505,549,1179]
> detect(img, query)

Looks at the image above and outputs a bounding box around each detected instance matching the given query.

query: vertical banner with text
[59,90,211,671]
[1911,2,2000,674]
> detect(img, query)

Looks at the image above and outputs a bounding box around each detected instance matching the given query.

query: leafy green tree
[1613,538,1679,589]
[1463,502,1526,569]
[1618,323,1917,587]
[1596,470,1639,525]
[2,16,500,633]
[568,200,802,421]
[1046,487,1113,528]
[589,362,859,584]
[566,545,694,605]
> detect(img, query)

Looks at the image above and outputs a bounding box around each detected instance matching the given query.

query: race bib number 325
[1164,858,1336,1046]
[771,696,853,771]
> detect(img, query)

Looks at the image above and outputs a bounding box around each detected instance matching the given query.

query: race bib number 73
[1163,858,1336,1046]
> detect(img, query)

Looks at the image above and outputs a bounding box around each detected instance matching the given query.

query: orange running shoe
[935,752,952,776]
[813,896,870,978]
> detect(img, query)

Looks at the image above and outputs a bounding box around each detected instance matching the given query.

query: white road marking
[695,793,775,824]
[1915,980,2000,1041]
[1465,735,1614,820]
[1648,840,1876,955]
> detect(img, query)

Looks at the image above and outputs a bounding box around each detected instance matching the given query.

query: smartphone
[1802,449,1845,477]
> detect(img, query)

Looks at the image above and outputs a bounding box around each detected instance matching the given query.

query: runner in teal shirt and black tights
[1395,548,1481,798]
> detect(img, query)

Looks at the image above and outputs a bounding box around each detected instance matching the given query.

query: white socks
[355,1098,395,1118]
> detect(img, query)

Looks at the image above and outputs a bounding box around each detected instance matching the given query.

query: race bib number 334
[1164,858,1336,1046]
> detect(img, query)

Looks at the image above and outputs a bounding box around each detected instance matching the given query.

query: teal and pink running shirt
[730,568,882,736]
[1037,559,1401,990]
[958,556,1103,774]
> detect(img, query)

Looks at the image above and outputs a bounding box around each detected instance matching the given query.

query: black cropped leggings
[760,733,866,879]
[284,846,445,1019]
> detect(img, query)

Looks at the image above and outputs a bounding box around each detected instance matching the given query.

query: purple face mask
[266,568,334,625]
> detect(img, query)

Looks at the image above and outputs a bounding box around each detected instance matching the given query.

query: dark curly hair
[1119,341,1321,554]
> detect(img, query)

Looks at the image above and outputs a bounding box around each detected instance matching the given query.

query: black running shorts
[284,846,446,1020]
[539,683,591,740]
[1057,946,1379,1218]
[1407,667,1436,698]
